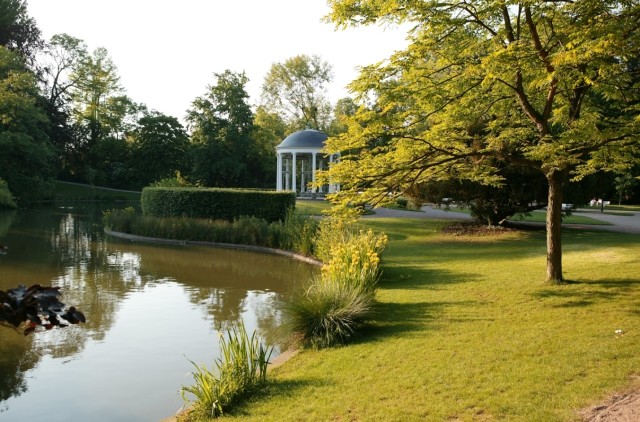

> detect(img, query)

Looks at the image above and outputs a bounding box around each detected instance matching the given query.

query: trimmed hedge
[141,187,296,222]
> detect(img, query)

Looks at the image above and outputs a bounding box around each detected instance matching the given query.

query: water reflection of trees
[129,244,316,332]
[0,205,317,409]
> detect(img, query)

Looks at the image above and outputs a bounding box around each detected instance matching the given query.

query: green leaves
[181,321,273,418]
[323,0,640,203]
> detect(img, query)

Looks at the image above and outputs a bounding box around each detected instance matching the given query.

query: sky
[27,0,410,121]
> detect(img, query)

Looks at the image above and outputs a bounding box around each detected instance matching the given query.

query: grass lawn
[295,199,332,216]
[221,218,640,421]
[53,181,141,202]
[441,206,612,225]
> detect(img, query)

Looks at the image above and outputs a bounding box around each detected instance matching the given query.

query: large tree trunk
[546,170,564,283]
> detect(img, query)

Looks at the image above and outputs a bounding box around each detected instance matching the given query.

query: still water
[0,204,316,421]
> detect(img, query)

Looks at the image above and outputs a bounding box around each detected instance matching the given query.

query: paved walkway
[365,206,640,235]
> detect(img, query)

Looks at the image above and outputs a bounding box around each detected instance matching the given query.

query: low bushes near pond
[102,207,317,256]
[180,322,273,420]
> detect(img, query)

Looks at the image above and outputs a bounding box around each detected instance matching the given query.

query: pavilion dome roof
[276,129,328,150]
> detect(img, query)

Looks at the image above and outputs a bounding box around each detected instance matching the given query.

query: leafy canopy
[324,0,640,201]
[322,0,640,282]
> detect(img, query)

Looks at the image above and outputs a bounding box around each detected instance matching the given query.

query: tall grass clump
[283,216,388,348]
[180,322,273,419]
[283,278,376,348]
[276,208,318,256]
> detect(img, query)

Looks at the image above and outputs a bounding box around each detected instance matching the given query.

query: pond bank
[104,229,323,266]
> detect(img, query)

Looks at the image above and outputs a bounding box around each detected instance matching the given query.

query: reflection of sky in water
[0,206,316,422]
[107,251,144,286]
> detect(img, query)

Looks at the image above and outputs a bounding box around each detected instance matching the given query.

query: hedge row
[141,187,296,222]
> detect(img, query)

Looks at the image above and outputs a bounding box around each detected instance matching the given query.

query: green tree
[69,47,122,169]
[68,47,145,185]
[39,34,88,179]
[325,0,640,283]
[261,54,334,132]
[614,173,640,205]
[0,0,42,65]
[326,96,358,136]
[252,105,288,186]
[128,112,189,189]
[186,70,257,187]
[0,46,54,202]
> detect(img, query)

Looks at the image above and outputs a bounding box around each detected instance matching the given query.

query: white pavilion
[275,129,339,196]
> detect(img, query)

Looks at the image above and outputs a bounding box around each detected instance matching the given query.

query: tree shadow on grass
[351,298,488,345]
[379,265,482,290]
[532,278,640,309]
[228,378,328,417]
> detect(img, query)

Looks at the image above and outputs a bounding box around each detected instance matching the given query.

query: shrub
[282,278,375,348]
[181,321,273,419]
[282,217,388,348]
[149,171,193,188]
[102,207,137,233]
[314,218,388,292]
[141,187,295,223]
[395,197,408,208]
[0,179,17,209]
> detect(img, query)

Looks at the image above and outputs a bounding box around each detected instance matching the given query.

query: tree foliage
[0,46,54,202]
[187,70,265,187]
[324,0,640,282]
[261,54,334,132]
[128,112,189,189]
[69,47,124,149]
[0,0,42,64]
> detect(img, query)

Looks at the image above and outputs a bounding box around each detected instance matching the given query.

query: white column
[292,152,297,193]
[312,152,317,192]
[301,159,306,192]
[276,152,283,191]
[284,157,290,190]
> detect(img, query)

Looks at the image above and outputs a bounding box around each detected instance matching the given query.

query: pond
[0,204,316,421]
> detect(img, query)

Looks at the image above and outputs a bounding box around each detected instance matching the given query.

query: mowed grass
[295,199,332,216]
[223,218,640,421]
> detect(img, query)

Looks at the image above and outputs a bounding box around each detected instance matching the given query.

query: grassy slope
[225,218,640,421]
[53,181,141,201]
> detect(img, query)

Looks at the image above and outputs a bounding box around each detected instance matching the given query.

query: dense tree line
[1,0,637,221]
[0,1,355,204]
